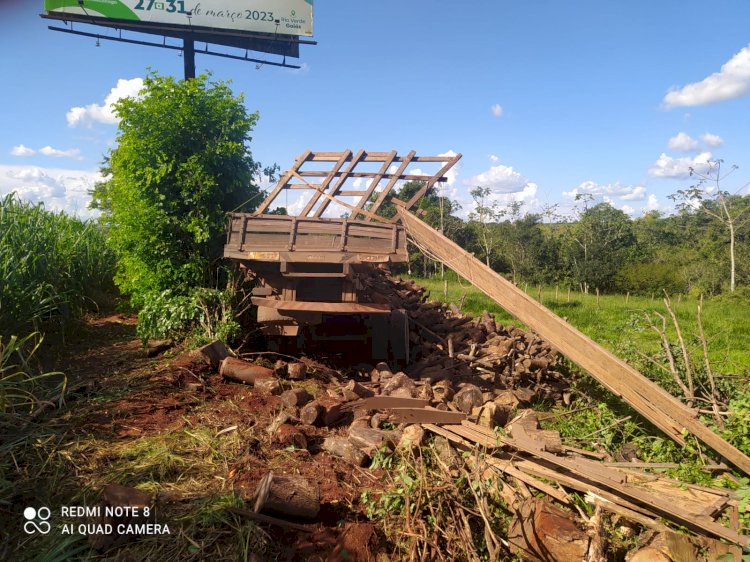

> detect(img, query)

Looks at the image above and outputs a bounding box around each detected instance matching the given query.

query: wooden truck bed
[224,214,408,264]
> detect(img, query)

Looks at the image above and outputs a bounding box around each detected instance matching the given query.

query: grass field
[409,272,750,376]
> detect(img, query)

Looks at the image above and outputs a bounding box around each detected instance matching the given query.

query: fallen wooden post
[398,207,750,476]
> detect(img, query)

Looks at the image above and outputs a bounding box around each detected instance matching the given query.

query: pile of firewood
[363,271,571,406]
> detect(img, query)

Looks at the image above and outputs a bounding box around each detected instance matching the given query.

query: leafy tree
[468,186,503,267]
[564,202,636,292]
[670,160,750,292]
[92,72,262,308]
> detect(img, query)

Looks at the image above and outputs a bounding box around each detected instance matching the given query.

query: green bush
[136,286,243,345]
[92,72,262,310]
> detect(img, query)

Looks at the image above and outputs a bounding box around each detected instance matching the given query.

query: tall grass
[0,193,115,339]
[0,193,115,421]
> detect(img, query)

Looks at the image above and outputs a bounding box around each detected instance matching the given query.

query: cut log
[342,379,375,401]
[321,436,369,466]
[398,425,425,452]
[300,402,324,426]
[507,498,589,562]
[348,425,395,452]
[453,384,483,414]
[280,388,312,409]
[252,472,319,520]
[197,340,230,369]
[220,357,274,385]
[287,362,307,381]
[274,424,308,450]
[255,377,282,395]
[381,372,417,397]
[300,397,343,427]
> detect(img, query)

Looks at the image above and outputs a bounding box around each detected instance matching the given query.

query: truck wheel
[389,309,410,364]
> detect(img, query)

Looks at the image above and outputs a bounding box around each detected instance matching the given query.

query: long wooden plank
[398,208,750,476]
[342,397,429,411]
[387,408,466,425]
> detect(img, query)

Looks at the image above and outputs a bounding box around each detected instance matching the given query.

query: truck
[223,149,462,362]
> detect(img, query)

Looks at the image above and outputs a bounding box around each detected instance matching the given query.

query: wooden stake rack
[254,150,462,221]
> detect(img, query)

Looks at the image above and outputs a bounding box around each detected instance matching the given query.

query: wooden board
[398,207,750,477]
[386,408,466,424]
[341,396,430,411]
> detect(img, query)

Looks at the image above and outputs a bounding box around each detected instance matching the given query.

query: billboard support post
[183,38,195,80]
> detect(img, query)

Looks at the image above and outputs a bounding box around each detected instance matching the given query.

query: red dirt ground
[40,313,382,561]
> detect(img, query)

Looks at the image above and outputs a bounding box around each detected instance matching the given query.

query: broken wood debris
[422,420,747,549]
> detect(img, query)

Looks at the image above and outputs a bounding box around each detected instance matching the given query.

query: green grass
[408,272,750,375]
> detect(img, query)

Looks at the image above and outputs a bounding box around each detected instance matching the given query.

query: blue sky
[2,0,750,219]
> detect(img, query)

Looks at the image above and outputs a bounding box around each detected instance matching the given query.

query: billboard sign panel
[44,0,313,37]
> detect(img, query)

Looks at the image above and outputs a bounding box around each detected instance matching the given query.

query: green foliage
[92,72,262,312]
[563,202,637,292]
[722,393,750,455]
[136,285,243,344]
[0,193,115,339]
[0,332,65,423]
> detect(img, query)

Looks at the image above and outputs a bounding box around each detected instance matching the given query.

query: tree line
[391,174,750,297]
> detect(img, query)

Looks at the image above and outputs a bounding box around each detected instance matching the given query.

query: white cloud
[465,164,531,194]
[67,77,143,128]
[648,151,712,178]
[646,194,660,212]
[563,180,648,202]
[667,132,698,152]
[663,44,750,108]
[462,162,539,216]
[489,154,499,162]
[10,144,36,157]
[0,165,102,218]
[39,146,83,160]
[491,103,503,117]
[621,205,635,215]
[701,132,724,147]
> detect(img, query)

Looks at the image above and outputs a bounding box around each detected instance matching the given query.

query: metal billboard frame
[41,4,316,79]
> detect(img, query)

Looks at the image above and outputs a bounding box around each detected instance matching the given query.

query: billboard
[43,0,313,37]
